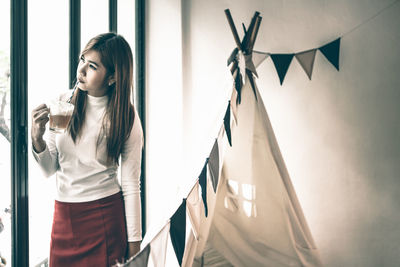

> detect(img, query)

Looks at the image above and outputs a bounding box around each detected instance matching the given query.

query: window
[6,1,140,265]
[118,0,135,49]
[81,0,108,50]
[28,1,68,265]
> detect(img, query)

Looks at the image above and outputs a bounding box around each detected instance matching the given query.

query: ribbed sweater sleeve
[121,109,144,242]
[32,131,59,177]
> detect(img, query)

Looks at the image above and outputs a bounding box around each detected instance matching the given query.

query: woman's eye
[80,55,85,62]
[89,64,97,70]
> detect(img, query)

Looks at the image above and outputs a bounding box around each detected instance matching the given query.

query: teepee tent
[187,10,322,267]
[120,10,323,267]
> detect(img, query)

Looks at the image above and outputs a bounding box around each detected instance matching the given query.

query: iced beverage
[48,101,74,133]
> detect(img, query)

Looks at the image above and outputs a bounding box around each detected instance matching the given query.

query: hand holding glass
[48,100,74,133]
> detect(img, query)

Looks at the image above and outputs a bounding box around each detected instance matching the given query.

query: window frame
[10,0,29,266]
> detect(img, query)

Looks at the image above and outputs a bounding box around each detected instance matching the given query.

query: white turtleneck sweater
[32,92,143,242]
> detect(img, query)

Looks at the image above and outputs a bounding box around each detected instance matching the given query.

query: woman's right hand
[31,104,50,153]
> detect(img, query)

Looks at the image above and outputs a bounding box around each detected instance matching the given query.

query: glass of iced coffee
[48,100,74,133]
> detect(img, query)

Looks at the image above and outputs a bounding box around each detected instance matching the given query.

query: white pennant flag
[148,223,170,267]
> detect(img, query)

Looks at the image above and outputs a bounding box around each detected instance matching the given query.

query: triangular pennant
[252,50,270,68]
[123,245,150,266]
[234,68,242,104]
[319,38,340,70]
[199,160,208,217]
[227,47,238,66]
[170,199,186,266]
[223,101,232,146]
[187,183,201,238]
[270,54,294,85]
[295,49,316,80]
[244,54,258,77]
[149,223,170,267]
[230,89,238,125]
[208,139,220,193]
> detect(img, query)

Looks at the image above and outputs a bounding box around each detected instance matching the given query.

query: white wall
[146,0,400,266]
[145,0,185,228]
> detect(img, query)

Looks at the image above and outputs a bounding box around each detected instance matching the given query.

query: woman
[31,33,142,266]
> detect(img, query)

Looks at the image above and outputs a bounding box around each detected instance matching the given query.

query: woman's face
[76,49,113,97]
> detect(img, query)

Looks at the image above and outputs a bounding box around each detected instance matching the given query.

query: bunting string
[229,0,400,85]
[341,0,400,37]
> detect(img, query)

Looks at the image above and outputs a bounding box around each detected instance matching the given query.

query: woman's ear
[108,77,115,86]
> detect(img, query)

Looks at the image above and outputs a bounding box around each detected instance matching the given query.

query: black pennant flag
[270,54,294,85]
[227,47,239,66]
[199,160,208,217]
[208,140,219,193]
[234,69,243,104]
[223,101,232,147]
[170,199,186,266]
[319,38,340,71]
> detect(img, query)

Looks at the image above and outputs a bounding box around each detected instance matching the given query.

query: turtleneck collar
[87,94,109,107]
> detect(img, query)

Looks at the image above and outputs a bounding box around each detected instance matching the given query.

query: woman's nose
[77,63,87,76]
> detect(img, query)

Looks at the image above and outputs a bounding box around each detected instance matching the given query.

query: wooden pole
[224,9,241,50]
[243,11,260,53]
[226,10,262,73]
[248,16,262,53]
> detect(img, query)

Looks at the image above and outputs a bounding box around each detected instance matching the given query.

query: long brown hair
[68,33,135,164]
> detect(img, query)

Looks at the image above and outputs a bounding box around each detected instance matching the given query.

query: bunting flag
[199,160,208,217]
[270,54,294,85]
[227,47,239,66]
[245,55,258,77]
[187,183,201,238]
[252,51,270,68]
[122,245,150,267]
[208,139,220,193]
[295,49,317,80]
[170,199,187,266]
[230,89,238,125]
[236,38,341,85]
[223,101,232,147]
[319,38,341,70]
[234,69,243,104]
[149,223,170,267]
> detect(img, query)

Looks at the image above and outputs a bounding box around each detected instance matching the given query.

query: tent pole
[242,11,260,52]
[224,9,241,50]
[248,16,262,53]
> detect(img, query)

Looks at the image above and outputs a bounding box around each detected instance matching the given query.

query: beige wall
[146,0,400,266]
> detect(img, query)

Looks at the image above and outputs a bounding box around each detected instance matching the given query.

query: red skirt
[50,192,127,267]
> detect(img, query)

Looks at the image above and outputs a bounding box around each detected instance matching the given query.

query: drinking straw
[68,81,79,103]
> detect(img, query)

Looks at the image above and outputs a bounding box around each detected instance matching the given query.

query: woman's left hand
[126,241,141,259]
